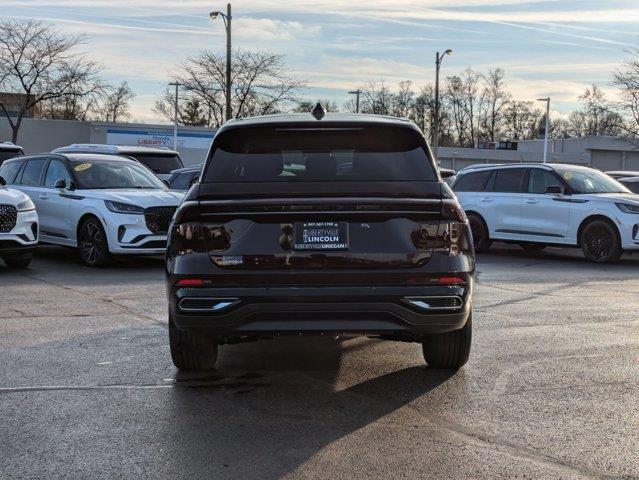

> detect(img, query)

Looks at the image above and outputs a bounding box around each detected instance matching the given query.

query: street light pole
[348,89,362,113]
[210,3,232,122]
[168,81,180,151]
[433,49,452,159]
[537,97,551,163]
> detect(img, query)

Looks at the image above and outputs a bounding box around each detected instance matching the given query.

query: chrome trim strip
[402,295,464,311]
[178,297,241,313]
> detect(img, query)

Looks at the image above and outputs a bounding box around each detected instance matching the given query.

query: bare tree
[0,20,102,142]
[359,82,394,115]
[479,68,511,141]
[155,49,304,127]
[566,85,621,137]
[101,81,135,123]
[503,100,542,140]
[613,50,639,136]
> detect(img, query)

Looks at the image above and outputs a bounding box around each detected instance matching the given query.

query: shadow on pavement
[166,337,456,479]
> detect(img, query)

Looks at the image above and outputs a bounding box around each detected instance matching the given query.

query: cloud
[234,18,321,41]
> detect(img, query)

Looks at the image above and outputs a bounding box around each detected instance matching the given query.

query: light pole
[168,81,180,151]
[537,97,550,163]
[210,3,232,122]
[433,49,452,159]
[348,89,362,113]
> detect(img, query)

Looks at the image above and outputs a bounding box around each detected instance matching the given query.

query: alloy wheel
[80,221,105,265]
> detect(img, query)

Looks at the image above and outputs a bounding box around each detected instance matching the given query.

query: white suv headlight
[104,200,145,214]
[16,198,35,212]
[616,203,639,214]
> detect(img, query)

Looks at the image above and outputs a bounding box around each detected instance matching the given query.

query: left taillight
[169,223,206,255]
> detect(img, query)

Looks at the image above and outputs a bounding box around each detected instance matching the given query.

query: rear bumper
[169,283,473,337]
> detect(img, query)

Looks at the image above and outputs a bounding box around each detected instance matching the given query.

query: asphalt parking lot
[0,245,637,479]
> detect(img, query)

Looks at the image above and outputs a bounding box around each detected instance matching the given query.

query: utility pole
[537,97,551,163]
[168,81,180,151]
[210,4,232,122]
[433,49,452,159]
[348,89,362,113]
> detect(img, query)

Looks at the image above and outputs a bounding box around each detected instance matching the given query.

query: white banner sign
[106,128,214,150]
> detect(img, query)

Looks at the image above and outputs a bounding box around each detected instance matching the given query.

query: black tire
[520,243,546,252]
[169,316,218,371]
[3,253,32,269]
[468,213,491,253]
[580,219,623,263]
[422,314,472,369]
[78,217,111,267]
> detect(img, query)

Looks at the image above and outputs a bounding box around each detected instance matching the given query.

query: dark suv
[166,110,475,371]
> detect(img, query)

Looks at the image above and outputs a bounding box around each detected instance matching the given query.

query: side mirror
[545,185,563,195]
[440,169,456,179]
[54,179,67,189]
[0,176,5,186]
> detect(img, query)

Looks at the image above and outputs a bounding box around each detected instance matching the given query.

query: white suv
[0,153,184,267]
[0,176,38,268]
[52,144,183,181]
[452,163,639,263]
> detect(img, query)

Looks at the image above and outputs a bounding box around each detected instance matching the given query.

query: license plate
[293,222,349,251]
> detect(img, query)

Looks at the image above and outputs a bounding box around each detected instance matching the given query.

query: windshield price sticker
[74,163,92,172]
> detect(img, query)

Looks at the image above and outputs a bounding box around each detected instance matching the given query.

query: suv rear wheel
[468,213,491,253]
[422,314,472,369]
[580,219,622,263]
[169,316,218,371]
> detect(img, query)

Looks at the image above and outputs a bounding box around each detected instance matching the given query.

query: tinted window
[527,169,563,194]
[203,126,437,183]
[0,160,23,184]
[493,168,525,193]
[0,150,23,163]
[44,159,72,188]
[169,171,198,191]
[127,153,183,174]
[19,158,47,186]
[623,181,639,194]
[453,170,492,192]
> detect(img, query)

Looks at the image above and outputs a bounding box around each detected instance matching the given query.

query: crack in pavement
[21,273,167,327]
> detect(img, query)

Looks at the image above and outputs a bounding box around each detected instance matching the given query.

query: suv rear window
[0,149,23,163]
[203,126,437,183]
[126,153,183,174]
[453,170,492,192]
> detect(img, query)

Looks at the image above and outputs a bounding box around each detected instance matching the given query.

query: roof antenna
[311,102,326,120]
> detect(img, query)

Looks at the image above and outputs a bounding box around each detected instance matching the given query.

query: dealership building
[0,117,216,166]
[3,117,639,172]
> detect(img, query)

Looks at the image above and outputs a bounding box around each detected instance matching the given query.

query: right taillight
[437,200,470,256]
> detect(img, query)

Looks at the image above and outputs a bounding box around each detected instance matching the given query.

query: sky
[1,0,639,124]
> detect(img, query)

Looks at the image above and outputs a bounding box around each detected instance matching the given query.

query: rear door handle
[524,199,540,204]
[38,194,50,200]
[479,197,493,203]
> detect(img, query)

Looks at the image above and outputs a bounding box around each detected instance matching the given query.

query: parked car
[605,170,639,180]
[166,110,475,372]
[0,175,38,268]
[0,142,24,167]
[167,164,202,191]
[0,153,184,266]
[452,163,639,262]
[618,176,639,194]
[51,144,183,181]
